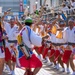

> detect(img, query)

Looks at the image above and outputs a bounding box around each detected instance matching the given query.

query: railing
[43,4,75,20]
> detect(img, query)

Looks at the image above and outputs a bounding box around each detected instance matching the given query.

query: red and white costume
[18,26,42,68]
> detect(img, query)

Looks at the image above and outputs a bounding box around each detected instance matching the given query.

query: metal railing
[43,5,75,19]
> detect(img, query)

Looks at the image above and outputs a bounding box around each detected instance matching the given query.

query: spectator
[71,0,75,8]
[61,3,69,14]
[63,0,70,6]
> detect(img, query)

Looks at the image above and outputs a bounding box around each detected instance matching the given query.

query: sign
[19,12,24,19]
[24,0,27,5]
[0,7,2,13]
[4,15,14,21]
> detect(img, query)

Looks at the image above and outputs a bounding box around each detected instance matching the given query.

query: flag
[61,13,67,21]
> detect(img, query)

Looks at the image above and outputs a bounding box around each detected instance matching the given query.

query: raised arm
[15,16,23,31]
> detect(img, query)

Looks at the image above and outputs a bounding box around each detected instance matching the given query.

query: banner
[61,13,67,21]
[19,12,24,19]
[20,0,23,12]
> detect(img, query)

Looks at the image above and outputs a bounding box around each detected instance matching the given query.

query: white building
[29,0,63,13]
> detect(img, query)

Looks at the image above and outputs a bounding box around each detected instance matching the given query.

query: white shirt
[3,21,19,48]
[3,21,19,40]
[21,26,42,48]
[66,27,75,43]
[50,33,56,43]
[7,25,19,40]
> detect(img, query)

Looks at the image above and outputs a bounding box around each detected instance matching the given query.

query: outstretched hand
[15,15,23,31]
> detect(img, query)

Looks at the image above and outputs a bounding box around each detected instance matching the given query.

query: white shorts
[0,48,5,58]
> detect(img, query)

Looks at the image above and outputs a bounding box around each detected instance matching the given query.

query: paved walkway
[3,67,51,75]
[3,50,75,75]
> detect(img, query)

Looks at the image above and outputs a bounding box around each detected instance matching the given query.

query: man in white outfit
[3,17,19,75]
[18,17,49,75]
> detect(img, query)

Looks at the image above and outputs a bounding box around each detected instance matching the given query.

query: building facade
[29,0,63,13]
[0,0,20,12]
[0,0,63,14]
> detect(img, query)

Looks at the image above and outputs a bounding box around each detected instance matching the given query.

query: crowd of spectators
[61,0,75,16]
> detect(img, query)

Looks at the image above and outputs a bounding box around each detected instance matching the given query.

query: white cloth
[0,48,5,58]
[21,26,42,48]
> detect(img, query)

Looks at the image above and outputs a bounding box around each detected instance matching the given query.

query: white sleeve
[22,28,42,48]
[63,29,68,43]
[22,30,32,48]
[3,21,10,34]
[31,30,42,47]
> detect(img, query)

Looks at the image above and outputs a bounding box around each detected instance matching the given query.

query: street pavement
[2,50,75,75]
[3,60,75,75]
